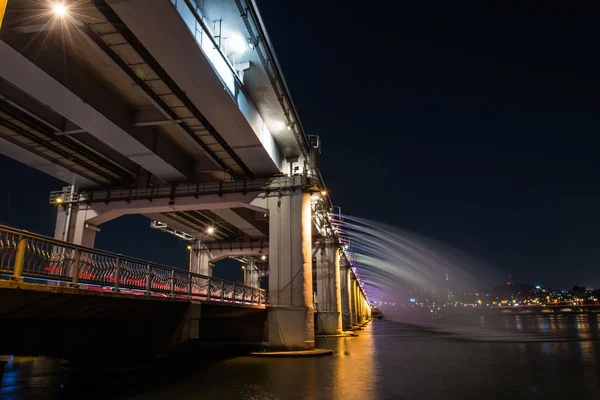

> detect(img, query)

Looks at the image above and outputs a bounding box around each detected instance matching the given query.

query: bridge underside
[0,281,266,363]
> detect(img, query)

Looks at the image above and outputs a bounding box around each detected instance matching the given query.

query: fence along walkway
[0,224,266,306]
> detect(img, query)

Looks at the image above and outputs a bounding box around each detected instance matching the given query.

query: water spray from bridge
[332,214,496,319]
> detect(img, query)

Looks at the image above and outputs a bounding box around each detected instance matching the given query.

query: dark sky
[255,1,600,289]
[1,2,599,289]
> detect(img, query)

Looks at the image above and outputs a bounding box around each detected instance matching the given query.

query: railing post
[11,237,27,281]
[241,285,245,303]
[113,256,120,292]
[71,249,81,287]
[187,272,193,299]
[170,269,175,296]
[221,280,225,301]
[232,283,236,302]
[258,290,262,305]
[207,277,212,301]
[145,264,152,294]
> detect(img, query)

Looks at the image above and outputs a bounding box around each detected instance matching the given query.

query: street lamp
[187,245,193,271]
[241,265,246,285]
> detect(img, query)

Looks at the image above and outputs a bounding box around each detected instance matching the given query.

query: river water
[2,314,600,399]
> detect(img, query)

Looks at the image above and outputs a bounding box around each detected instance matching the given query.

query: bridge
[0,0,371,358]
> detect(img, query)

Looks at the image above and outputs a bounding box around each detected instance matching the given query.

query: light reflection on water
[2,315,600,399]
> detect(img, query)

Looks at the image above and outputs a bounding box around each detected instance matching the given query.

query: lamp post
[187,245,193,271]
[241,265,246,285]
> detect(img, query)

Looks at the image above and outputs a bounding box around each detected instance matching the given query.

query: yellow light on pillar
[186,245,192,251]
[320,190,327,197]
[55,197,64,205]
[0,0,8,30]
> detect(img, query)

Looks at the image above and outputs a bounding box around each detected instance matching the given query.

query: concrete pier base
[342,313,351,330]
[266,307,315,351]
[316,311,343,336]
[250,349,332,357]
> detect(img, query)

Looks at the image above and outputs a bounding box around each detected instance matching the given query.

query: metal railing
[0,224,266,306]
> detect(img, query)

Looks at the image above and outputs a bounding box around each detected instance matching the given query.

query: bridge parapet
[0,224,265,306]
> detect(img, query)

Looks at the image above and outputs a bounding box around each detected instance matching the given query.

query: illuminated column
[340,260,352,330]
[315,239,343,335]
[359,293,366,324]
[350,274,358,327]
[266,188,314,350]
[190,241,212,277]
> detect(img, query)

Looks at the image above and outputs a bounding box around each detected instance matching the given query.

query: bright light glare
[270,120,285,132]
[229,33,247,54]
[53,3,67,16]
[186,245,192,251]
[55,197,64,204]
[261,255,267,261]
[207,226,215,234]
[320,190,328,197]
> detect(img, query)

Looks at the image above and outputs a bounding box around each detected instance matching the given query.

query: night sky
[1,2,599,289]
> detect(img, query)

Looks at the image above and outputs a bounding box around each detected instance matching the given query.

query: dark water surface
[2,314,600,399]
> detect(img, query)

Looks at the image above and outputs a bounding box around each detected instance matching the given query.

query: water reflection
[0,356,60,398]
[3,316,600,399]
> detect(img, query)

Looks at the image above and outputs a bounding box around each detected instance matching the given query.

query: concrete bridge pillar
[54,204,97,247]
[265,188,314,350]
[357,291,368,324]
[359,294,366,324]
[350,274,359,327]
[190,241,212,277]
[315,239,342,335]
[246,263,261,288]
[340,261,352,330]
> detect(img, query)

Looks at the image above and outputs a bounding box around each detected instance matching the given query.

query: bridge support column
[247,264,261,288]
[315,239,343,335]
[340,261,352,330]
[350,275,359,327]
[358,291,368,324]
[265,190,314,350]
[190,241,212,276]
[54,205,97,247]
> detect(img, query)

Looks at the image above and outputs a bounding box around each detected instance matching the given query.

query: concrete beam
[85,192,267,226]
[0,136,95,187]
[0,37,190,182]
[211,208,266,238]
[132,108,182,127]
